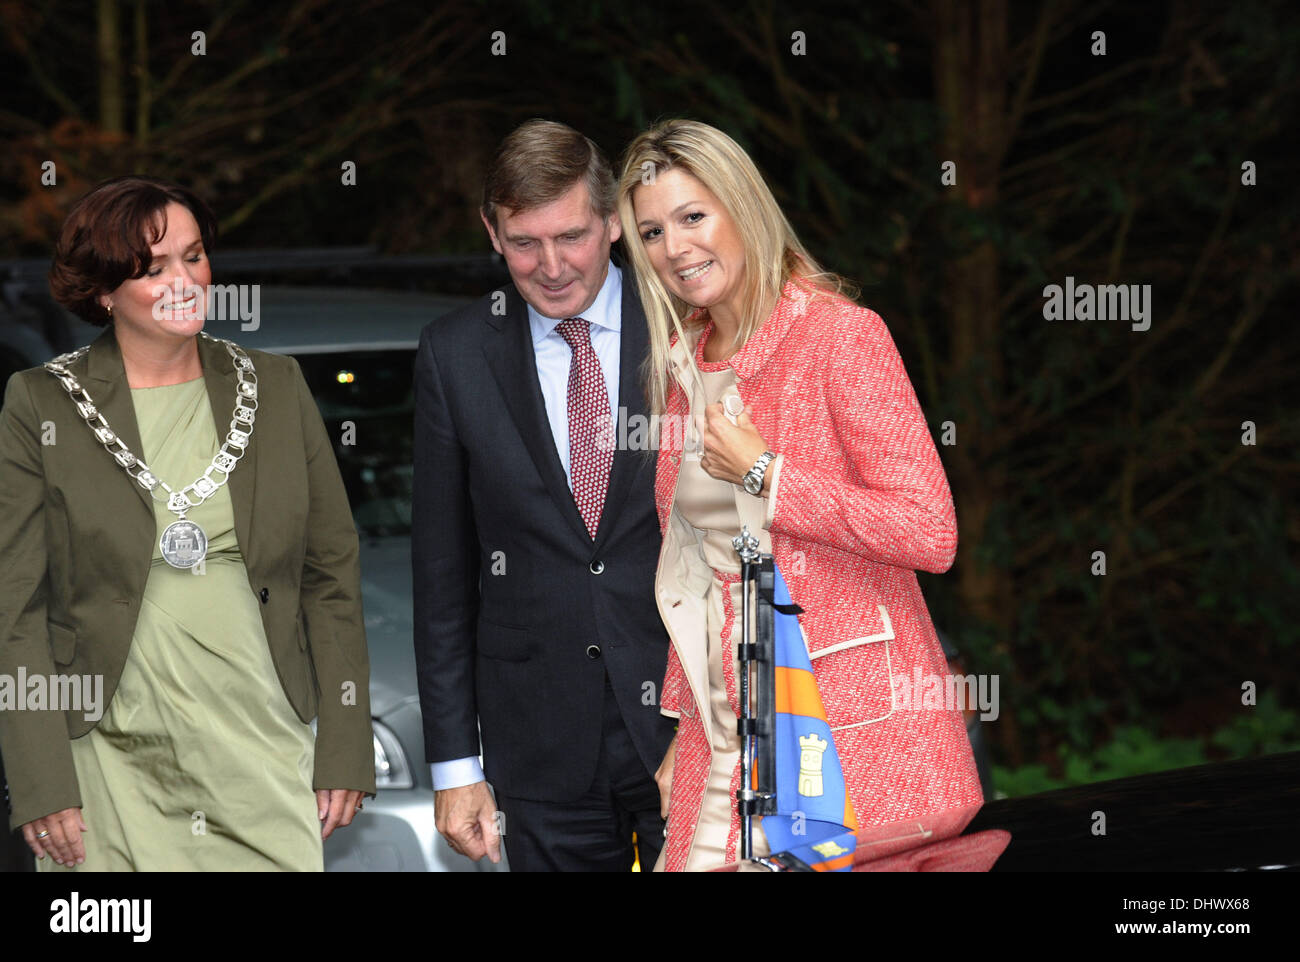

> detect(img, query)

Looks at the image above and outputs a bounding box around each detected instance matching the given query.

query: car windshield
[293,349,415,538]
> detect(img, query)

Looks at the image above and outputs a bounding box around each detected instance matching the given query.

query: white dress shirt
[431,262,623,791]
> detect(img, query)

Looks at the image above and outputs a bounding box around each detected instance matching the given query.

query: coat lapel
[198,333,257,567]
[665,310,777,545]
[661,509,716,748]
[83,327,153,516]
[482,285,592,545]
[592,258,649,552]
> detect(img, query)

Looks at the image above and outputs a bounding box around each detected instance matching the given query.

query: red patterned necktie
[555,317,613,538]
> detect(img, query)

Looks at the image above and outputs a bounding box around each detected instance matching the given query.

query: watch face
[744,474,760,495]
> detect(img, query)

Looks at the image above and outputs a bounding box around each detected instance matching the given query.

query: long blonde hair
[616,119,857,414]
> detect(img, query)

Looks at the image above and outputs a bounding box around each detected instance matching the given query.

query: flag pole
[733,525,778,868]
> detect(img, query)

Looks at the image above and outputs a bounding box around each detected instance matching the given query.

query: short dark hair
[49,175,218,328]
[481,119,615,232]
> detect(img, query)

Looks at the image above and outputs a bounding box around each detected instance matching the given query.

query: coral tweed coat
[653,280,983,872]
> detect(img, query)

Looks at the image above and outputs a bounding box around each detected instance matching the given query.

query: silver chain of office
[43,332,258,568]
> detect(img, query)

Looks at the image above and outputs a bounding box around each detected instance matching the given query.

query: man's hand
[317,788,367,840]
[655,734,677,819]
[435,781,502,863]
[22,807,87,866]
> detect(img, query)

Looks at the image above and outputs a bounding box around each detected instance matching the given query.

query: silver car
[206,286,510,872]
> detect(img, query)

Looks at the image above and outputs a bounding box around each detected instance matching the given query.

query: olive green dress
[37,376,322,872]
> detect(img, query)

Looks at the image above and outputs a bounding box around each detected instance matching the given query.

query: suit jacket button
[259,587,269,603]
[589,560,605,575]
[586,645,601,659]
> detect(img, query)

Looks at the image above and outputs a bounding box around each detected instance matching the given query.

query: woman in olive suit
[0,176,375,871]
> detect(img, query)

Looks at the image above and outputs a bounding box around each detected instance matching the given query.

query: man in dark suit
[412,120,675,871]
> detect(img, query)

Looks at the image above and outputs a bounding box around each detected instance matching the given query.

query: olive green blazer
[0,326,375,831]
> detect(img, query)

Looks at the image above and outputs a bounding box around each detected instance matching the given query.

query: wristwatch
[742,451,776,495]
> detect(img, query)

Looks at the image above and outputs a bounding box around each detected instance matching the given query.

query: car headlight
[372,718,414,790]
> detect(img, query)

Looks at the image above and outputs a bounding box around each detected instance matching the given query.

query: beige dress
[37,376,321,872]
[670,357,771,871]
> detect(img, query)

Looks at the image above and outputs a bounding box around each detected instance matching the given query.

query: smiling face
[100,201,211,342]
[631,167,747,325]
[481,179,621,320]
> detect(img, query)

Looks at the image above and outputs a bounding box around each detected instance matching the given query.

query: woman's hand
[655,734,678,819]
[697,403,771,491]
[22,807,87,866]
[316,788,367,840]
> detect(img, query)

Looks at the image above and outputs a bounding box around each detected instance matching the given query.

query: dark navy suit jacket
[412,253,675,801]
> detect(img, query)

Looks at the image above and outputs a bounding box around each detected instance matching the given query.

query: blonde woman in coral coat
[616,120,983,872]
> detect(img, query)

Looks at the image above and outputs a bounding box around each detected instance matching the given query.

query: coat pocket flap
[476,619,535,662]
[808,605,894,660]
[48,620,77,666]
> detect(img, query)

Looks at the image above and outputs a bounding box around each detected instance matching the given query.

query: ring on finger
[36,830,50,839]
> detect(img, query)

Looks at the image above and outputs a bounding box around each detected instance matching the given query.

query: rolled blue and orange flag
[759,562,860,871]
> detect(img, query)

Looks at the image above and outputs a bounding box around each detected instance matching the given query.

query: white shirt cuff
[430,756,485,790]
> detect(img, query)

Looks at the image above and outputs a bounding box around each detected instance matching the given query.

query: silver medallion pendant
[160,519,208,569]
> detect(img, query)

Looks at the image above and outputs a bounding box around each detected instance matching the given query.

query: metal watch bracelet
[743,450,776,495]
